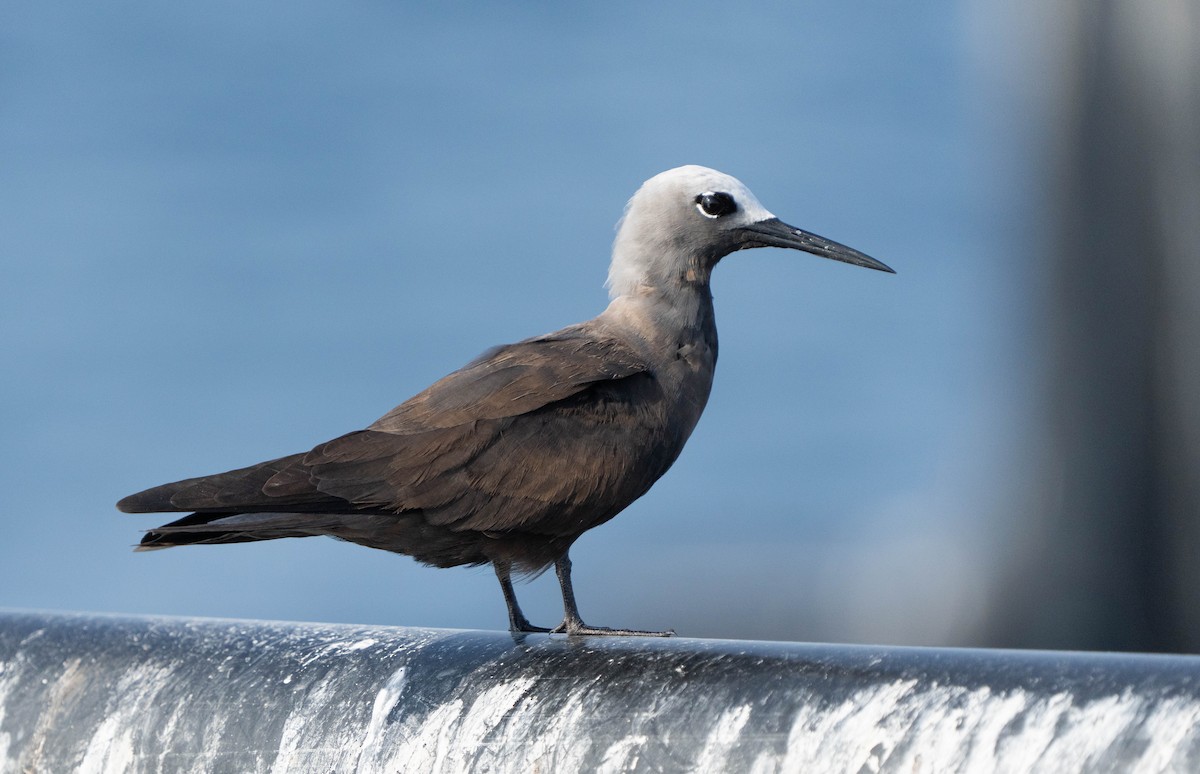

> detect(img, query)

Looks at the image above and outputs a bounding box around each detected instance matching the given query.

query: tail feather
[137,510,348,549]
[133,509,494,569]
[117,453,335,514]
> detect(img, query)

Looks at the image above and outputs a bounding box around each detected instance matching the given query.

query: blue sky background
[1,2,1037,643]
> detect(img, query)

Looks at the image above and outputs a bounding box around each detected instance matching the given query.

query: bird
[118,165,893,637]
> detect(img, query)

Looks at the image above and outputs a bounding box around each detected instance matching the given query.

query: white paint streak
[783,678,919,770]
[1131,696,1200,774]
[78,715,136,774]
[78,664,174,774]
[23,657,88,771]
[596,734,649,774]
[752,680,1200,774]
[358,666,408,759]
[381,676,537,768]
[695,704,752,771]
[152,697,184,774]
[1034,692,1144,771]
[444,677,536,770]
[0,660,17,770]
[748,750,782,774]
[995,689,1073,767]
[502,676,596,772]
[382,698,463,772]
[295,635,381,667]
[956,688,1029,771]
[269,673,367,774]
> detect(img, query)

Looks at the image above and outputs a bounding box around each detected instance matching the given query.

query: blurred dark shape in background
[989,0,1200,652]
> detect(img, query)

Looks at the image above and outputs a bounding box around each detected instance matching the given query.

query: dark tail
[136,510,351,550]
[117,452,337,515]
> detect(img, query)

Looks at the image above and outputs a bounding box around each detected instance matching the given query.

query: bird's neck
[607,223,721,302]
[600,282,717,351]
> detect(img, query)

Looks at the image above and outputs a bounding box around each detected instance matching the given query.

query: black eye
[694,191,738,218]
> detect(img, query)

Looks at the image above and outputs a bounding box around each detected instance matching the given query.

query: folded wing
[120,326,666,538]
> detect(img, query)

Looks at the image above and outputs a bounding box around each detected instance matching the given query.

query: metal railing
[1,610,1198,772]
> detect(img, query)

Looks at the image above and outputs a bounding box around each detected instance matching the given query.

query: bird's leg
[549,551,674,637]
[494,560,550,633]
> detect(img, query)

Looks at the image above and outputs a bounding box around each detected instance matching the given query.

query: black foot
[509,615,552,634]
[550,618,674,637]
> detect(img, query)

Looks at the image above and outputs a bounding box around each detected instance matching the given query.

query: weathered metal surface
[1,610,1198,772]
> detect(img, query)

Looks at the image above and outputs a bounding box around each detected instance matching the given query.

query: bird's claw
[550,619,675,637]
[509,618,552,634]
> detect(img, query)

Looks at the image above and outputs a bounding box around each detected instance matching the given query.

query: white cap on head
[608,166,777,298]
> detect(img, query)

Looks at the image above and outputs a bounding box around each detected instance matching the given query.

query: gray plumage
[118,165,893,636]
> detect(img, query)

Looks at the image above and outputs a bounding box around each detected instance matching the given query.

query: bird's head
[608,165,892,298]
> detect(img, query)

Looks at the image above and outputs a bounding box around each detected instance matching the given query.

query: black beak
[738,218,894,273]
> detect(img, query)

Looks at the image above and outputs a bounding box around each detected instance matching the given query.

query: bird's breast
[673,340,711,368]
[656,336,717,440]
[600,287,718,442]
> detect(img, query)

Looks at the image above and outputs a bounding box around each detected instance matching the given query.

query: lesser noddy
[118,165,893,636]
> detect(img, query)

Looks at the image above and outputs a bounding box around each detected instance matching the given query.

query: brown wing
[119,325,656,521]
[258,327,678,536]
[367,327,651,432]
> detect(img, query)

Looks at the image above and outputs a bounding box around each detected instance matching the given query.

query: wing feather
[370,329,650,432]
